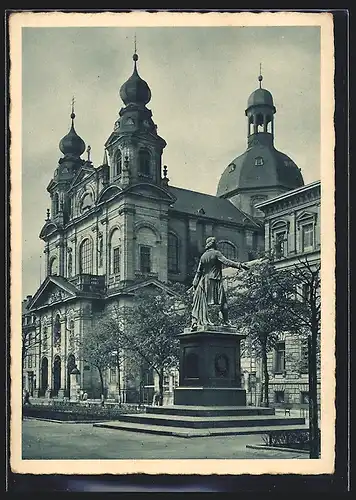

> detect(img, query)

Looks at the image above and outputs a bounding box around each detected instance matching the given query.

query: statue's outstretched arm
[217,251,249,270]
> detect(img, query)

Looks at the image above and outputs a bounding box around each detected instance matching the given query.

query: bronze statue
[190,237,248,330]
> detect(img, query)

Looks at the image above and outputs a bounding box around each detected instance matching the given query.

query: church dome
[59,112,86,157]
[119,53,151,106]
[216,144,304,197]
[247,88,275,110]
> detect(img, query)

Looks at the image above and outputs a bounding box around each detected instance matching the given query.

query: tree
[269,256,321,458]
[78,318,120,399]
[110,283,191,406]
[225,259,303,407]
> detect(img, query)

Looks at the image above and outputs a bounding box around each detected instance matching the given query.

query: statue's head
[205,236,217,250]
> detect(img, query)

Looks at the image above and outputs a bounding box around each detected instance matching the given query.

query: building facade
[239,180,321,407]
[23,51,310,403]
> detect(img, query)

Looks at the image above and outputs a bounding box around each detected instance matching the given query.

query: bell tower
[245,67,276,149]
[104,48,167,188]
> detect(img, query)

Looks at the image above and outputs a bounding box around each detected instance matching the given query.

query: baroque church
[22,50,305,402]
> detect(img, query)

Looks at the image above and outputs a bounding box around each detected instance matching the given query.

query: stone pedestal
[70,374,80,401]
[174,326,247,406]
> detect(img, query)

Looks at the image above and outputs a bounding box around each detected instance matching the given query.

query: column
[58,315,66,398]
[44,244,50,277]
[253,114,257,134]
[264,221,270,254]
[158,212,169,283]
[57,239,65,276]
[69,235,77,276]
[45,321,53,398]
[263,114,268,132]
[119,204,136,283]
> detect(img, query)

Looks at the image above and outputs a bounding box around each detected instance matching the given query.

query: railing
[69,274,106,293]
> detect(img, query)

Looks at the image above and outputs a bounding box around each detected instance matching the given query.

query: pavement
[22,418,308,460]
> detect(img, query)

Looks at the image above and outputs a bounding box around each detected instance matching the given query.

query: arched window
[67,253,73,278]
[53,193,59,215]
[49,256,58,276]
[53,314,61,344]
[79,239,92,274]
[115,150,122,176]
[139,149,151,177]
[168,233,179,273]
[217,241,237,260]
[110,229,121,275]
[254,156,264,166]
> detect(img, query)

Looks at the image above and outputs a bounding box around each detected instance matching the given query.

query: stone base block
[174,387,246,406]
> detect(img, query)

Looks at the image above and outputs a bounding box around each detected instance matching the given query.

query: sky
[21,25,321,297]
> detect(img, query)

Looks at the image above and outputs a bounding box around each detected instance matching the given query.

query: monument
[96,237,307,436]
[174,236,249,406]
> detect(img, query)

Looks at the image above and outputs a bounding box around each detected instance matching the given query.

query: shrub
[262,429,321,451]
[23,402,146,421]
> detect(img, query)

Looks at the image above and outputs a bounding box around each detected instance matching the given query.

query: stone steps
[94,420,309,438]
[146,405,275,417]
[118,412,305,429]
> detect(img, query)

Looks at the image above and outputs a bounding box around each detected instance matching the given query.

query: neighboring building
[23,51,311,403]
[22,295,38,396]
[240,180,321,408]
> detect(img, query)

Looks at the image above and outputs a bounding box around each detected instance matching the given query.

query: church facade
[23,50,307,402]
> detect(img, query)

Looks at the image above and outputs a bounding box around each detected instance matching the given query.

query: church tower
[216,70,304,218]
[43,103,87,276]
[104,49,167,187]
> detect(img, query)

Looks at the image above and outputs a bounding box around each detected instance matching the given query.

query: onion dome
[119,53,151,106]
[59,109,86,157]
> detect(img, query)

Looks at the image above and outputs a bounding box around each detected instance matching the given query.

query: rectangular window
[274,390,285,403]
[274,232,286,259]
[28,355,32,369]
[140,246,151,273]
[302,223,314,252]
[109,367,116,383]
[168,234,179,273]
[112,247,120,274]
[274,341,286,373]
[302,283,309,302]
[300,340,309,373]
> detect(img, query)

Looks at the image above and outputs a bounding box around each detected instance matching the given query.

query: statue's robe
[191,249,241,327]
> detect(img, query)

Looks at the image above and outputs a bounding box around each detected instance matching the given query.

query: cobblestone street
[22,418,308,460]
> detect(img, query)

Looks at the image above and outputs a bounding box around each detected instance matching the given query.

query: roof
[49,275,82,295]
[247,88,275,110]
[255,180,321,209]
[216,144,304,197]
[168,186,259,227]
